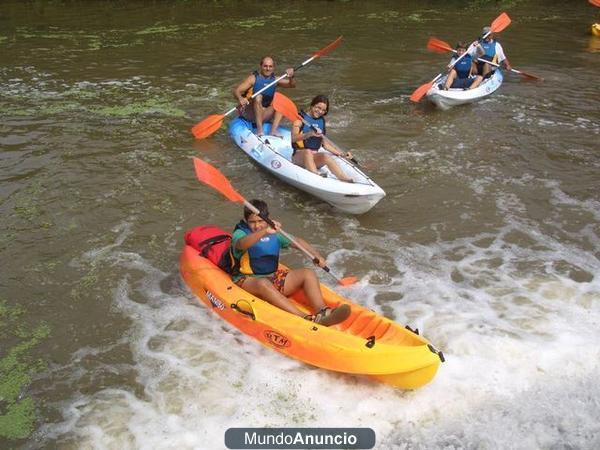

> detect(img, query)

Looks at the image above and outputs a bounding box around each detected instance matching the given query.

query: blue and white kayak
[426,69,503,110]
[228,117,385,214]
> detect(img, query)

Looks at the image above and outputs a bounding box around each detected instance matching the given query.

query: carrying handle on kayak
[231,299,256,320]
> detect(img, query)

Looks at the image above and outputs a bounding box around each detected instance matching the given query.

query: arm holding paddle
[192,157,356,286]
[428,36,542,81]
[192,36,342,140]
[410,12,512,102]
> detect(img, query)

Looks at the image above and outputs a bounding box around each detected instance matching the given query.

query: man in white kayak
[475,26,512,78]
[233,56,295,137]
[230,199,351,326]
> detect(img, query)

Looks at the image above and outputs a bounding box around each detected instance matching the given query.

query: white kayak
[228,117,385,214]
[426,69,503,110]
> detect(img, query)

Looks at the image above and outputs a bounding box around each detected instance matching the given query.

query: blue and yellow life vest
[250,70,277,107]
[292,111,326,151]
[479,40,498,63]
[454,55,473,79]
[232,221,280,276]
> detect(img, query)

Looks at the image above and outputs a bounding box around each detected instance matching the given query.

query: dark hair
[310,95,329,115]
[244,199,269,220]
[455,41,467,50]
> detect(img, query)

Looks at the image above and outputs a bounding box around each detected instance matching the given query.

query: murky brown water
[1,1,599,449]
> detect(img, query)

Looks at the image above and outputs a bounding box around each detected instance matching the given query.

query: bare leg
[293,149,319,174]
[239,277,305,316]
[482,63,492,78]
[444,70,457,90]
[469,75,483,89]
[270,110,283,137]
[253,95,265,135]
[282,268,326,313]
[314,153,353,182]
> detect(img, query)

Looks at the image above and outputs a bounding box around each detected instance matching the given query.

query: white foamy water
[36,172,600,449]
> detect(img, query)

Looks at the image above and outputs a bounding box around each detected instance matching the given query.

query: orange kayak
[180,244,444,389]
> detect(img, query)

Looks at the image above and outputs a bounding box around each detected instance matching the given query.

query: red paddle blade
[272,92,300,122]
[427,37,453,53]
[491,12,511,33]
[589,0,600,7]
[338,276,358,286]
[193,157,245,203]
[519,70,543,81]
[410,80,434,103]
[191,114,225,140]
[314,36,343,59]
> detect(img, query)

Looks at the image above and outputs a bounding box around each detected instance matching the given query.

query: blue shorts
[450,77,475,89]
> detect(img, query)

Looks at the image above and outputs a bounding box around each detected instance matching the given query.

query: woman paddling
[291,95,354,183]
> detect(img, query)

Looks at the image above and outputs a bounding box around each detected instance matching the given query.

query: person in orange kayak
[231,199,351,326]
[291,95,354,183]
[233,56,295,137]
[443,42,483,90]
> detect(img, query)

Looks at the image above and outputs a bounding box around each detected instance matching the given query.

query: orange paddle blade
[193,157,245,203]
[272,92,300,122]
[338,276,358,286]
[589,0,600,7]
[427,37,453,53]
[410,80,434,103]
[314,36,343,58]
[491,12,511,33]
[518,70,543,81]
[191,114,225,140]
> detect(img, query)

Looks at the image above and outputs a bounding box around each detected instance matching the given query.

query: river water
[1,1,599,449]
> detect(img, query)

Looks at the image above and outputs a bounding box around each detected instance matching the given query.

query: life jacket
[232,220,280,276]
[480,40,498,64]
[292,111,326,151]
[184,225,233,273]
[453,54,473,79]
[245,70,277,107]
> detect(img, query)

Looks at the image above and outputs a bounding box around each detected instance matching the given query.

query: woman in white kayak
[291,95,354,183]
[443,42,483,91]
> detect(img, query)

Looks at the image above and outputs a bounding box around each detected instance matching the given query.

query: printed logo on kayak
[205,289,225,310]
[270,159,281,169]
[264,330,290,348]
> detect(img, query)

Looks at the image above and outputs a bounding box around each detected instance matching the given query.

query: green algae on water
[0,300,50,440]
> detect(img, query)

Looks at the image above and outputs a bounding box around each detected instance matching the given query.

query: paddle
[271,92,360,166]
[191,36,343,140]
[410,12,512,103]
[590,0,600,7]
[427,37,543,81]
[193,157,357,286]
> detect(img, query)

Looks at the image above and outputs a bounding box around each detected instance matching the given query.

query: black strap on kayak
[365,335,376,348]
[231,300,255,320]
[405,325,420,335]
[428,344,445,363]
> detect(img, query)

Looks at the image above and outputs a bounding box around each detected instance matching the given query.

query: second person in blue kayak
[475,26,512,78]
[234,56,295,137]
[291,95,354,183]
[443,42,483,90]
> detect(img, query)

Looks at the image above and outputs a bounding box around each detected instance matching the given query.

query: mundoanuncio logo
[205,290,225,310]
[264,330,290,348]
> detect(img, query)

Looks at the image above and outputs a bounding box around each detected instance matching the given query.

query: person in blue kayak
[231,199,351,326]
[291,95,354,183]
[475,26,512,78]
[234,56,295,137]
[443,42,483,90]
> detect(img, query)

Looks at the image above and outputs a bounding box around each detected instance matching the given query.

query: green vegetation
[0,300,50,440]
